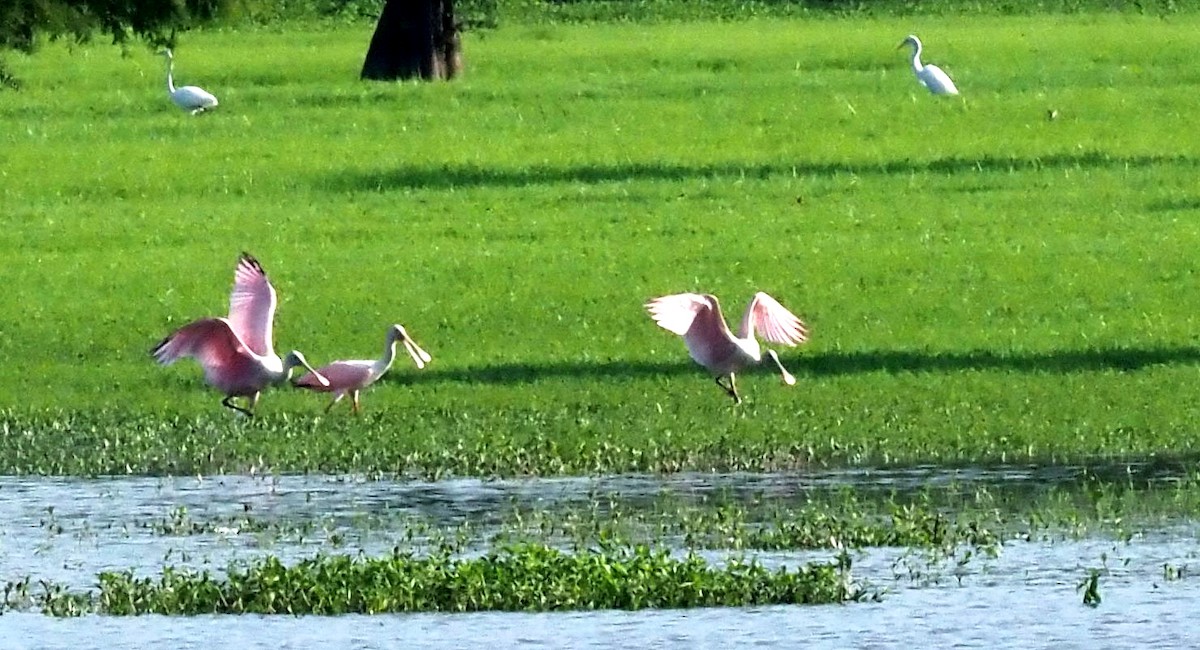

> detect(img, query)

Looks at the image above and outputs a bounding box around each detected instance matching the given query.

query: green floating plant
[9,544,871,616]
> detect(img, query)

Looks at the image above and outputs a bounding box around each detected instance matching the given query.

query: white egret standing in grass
[898,34,959,96]
[158,48,219,114]
[645,292,808,404]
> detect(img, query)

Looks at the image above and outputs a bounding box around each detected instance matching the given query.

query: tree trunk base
[360,0,462,82]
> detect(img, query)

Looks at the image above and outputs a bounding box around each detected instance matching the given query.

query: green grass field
[3,14,1200,475]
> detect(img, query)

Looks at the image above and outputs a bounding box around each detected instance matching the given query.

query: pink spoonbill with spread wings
[151,253,328,416]
[646,292,808,403]
[294,324,431,413]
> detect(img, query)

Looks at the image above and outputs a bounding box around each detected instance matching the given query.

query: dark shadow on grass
[386,345,1200,387]
[324,152,1200,192]
[1148,197,1200,212]
[799,346,1200,376]
[387,359,695,386]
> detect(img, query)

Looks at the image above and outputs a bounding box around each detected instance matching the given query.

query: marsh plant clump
[492,497,1005,557]
[131,471,1200,554]
[4,545,869,616]
[4,409,1200,477]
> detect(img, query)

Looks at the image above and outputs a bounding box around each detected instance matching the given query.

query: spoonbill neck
[733,334,763,362]
[266,354,293,382]
[376,332,401,374]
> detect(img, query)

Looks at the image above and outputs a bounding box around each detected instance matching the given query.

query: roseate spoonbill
[151,253,328,416]
[898,35,959,96]
[646,292,808,404]
[158,49,218,114]
[294,324,431,413]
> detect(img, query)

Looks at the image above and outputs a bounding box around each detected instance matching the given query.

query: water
[0,467,1195,648]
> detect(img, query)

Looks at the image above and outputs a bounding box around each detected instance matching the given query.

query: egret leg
[221,396,254,417]
[351,391,361,414]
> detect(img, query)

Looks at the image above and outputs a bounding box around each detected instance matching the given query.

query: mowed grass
[3,15,1200,474]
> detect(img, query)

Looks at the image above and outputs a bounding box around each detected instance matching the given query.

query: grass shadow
[801,346,1200,376]
[1147,197,1200,212]
[387,345,1200,387]
[324,152,1200,192]
[387,359,694,386]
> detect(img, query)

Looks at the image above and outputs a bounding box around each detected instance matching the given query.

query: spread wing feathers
[295,361,375,392]
[645,293,722,337]
[151,318,248,371]
[227,253,277,357]
[742,292,809,346]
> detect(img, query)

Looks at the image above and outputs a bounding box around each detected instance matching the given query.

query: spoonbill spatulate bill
[646,291,808,404]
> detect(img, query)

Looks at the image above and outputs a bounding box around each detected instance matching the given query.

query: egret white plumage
[646,292,808,404]
[157,49,218,114]
[898,34,959,96]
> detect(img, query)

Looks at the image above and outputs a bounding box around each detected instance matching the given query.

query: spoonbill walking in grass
[898,34,959,96]
[151,253,328,416]
[157,48,218,114]
[646,292,808,404]
[294,324,431,413]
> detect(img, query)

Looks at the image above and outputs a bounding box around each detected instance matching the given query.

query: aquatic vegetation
[1078,569,1103,607]
[1161,563,1189,582]
[120,466,1200,556]
[6,408,1200,477]
[2,471,1198,618]
[493,496,1005,557]
[126,470,1200,574]
[4,545,869,616]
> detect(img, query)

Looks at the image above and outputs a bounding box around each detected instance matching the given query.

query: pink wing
[151,318,247,371]
[295,361,374,392]
[645,293,720,336]
[227,253,277,357]
[741,292,808,346]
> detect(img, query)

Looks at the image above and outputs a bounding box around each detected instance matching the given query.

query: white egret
[157,49,219,114]
[898,34,959,96]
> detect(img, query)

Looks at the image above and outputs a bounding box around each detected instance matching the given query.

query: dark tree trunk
[360,0,462,82]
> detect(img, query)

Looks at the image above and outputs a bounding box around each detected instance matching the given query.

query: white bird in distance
[157,48,219,114]
[898,34,959,96]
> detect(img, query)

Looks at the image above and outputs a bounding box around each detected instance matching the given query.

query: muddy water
[0,467,1195,648]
